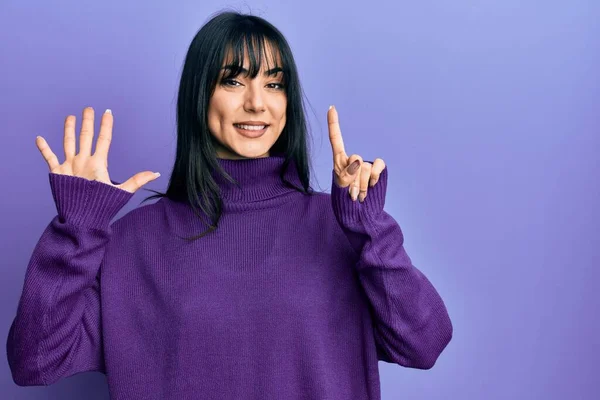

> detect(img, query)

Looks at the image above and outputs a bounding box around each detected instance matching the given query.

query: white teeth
[234,124,266,131]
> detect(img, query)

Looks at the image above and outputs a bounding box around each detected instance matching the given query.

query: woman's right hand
[36,107,160,194]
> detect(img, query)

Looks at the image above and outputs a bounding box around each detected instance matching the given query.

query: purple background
[1,1,598,399]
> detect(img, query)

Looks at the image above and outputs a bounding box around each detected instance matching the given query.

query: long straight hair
[141,11,316,241]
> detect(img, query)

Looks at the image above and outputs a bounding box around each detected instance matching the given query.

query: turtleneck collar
[212,152,304,204]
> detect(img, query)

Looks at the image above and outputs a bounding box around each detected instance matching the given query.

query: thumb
[119,171,161,193]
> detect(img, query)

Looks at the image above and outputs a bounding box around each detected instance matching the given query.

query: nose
[243,82,266,113]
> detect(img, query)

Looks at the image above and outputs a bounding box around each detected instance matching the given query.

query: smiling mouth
[233,124,269,138]
[233,123,269,130]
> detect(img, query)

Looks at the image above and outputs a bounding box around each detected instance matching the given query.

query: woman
[7,10,453,400]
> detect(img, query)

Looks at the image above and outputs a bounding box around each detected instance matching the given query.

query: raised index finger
[327,106,346,159]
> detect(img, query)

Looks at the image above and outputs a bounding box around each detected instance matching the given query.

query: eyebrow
[221,65,284,76]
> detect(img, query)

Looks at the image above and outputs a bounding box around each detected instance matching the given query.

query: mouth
[233,123,269,130]
[233,123,269,138]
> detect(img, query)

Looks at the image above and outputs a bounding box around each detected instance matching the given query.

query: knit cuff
[49,173,135,230]
[330,164,388,223]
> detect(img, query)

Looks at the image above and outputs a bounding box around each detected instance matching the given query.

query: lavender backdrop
[1,1,598,399]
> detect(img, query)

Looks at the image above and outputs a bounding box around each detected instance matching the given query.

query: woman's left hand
[327,105,386,202]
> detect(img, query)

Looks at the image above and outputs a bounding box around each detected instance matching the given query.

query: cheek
[209,92,237,121]
[206,105,218,132]
[207,102,227,136]
[277,100,287,124]
[207,97,218,120]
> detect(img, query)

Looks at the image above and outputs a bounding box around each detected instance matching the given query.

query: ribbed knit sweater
[7,154,452,400]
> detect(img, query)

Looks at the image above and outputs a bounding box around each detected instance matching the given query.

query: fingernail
[358,192,366,202]
[105,109,112,114]
[329,105,333,110]
[348,160,360,174]
[154,172,161,177]
[351,187,359,201]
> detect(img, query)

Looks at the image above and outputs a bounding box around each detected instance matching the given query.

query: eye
[221,79,240,87]
[268,83,285,90]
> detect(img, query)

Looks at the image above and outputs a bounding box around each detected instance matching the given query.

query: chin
[223,143,272,159]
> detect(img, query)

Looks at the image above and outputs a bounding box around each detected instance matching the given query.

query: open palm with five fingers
[35,107,160,194]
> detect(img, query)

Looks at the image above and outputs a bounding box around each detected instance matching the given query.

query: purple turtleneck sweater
[7,154,452,399]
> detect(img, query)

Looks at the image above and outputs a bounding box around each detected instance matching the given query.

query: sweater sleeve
[6,173,134,386]
[330,164,453,369]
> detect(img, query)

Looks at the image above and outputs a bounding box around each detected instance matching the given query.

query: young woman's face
[208,43,287,159]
